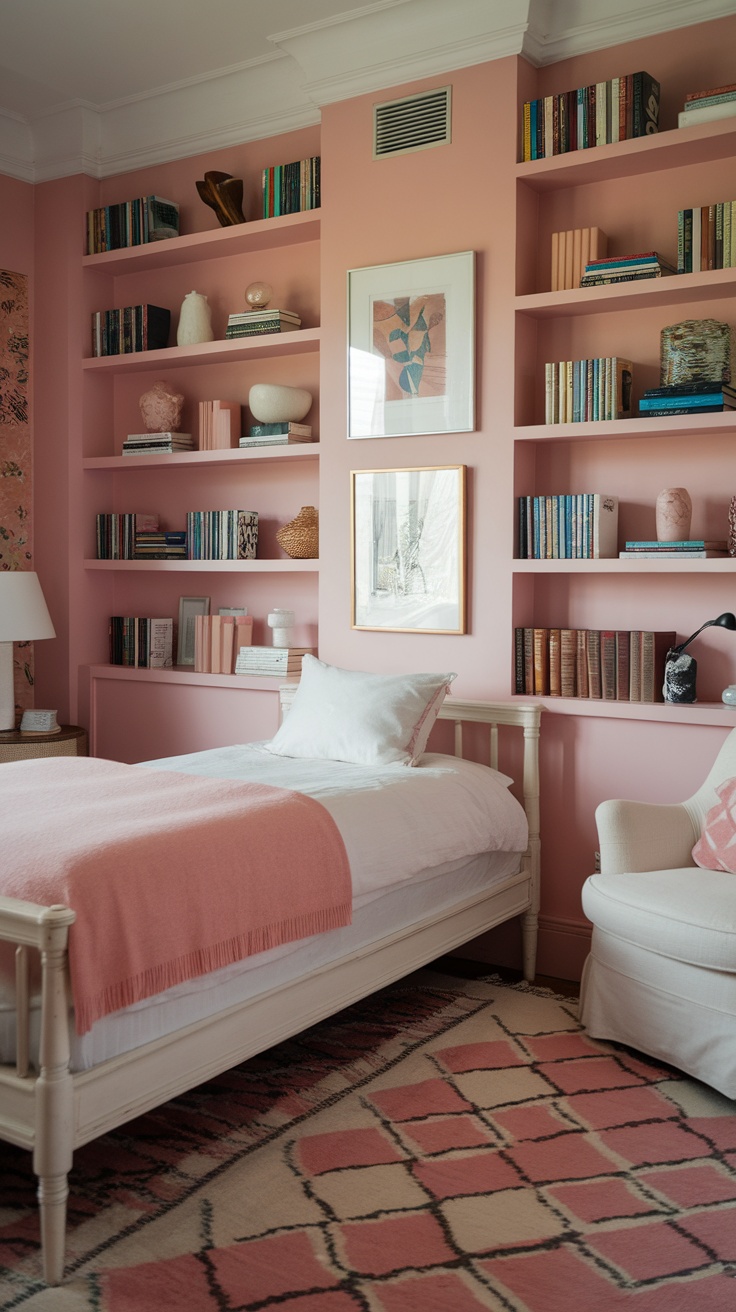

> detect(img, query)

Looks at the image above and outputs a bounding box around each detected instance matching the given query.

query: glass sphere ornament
[245,281,273,308]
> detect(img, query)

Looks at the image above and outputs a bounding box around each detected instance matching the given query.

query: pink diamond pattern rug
[1,970,736,1309]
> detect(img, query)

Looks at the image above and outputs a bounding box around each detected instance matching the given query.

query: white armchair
[579,727,736,1099]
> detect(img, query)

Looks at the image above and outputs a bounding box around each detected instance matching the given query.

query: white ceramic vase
[248,383,312,424]
[267,608,295,647]
[177,291,214,346]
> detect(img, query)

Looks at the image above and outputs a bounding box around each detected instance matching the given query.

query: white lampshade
[0,572,55,731]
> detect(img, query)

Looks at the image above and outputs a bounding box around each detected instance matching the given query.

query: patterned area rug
[2,970,736,1309]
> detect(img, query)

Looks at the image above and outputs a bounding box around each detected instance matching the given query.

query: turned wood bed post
[34,905,76,1286]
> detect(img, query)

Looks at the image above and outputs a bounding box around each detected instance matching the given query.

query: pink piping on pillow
[405,681,453,761]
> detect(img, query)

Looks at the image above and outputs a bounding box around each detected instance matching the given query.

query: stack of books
[551,227,607,291]
[92,305,170,356]
[677,201,736,272]
[580,251,676,286]
[239,422,313,448]
[518,494,619,559]
[678,82,736,129]
[262,156,320,217]
[515,627,675,702]
[122,431,194,455]
[185,510,258,560]
[193,614,254,674]
[198,400,241,449]
[638,381,736,417]
[620,539,728,559]
[85,195,179,254]
[545,357,633,423]
[234,646,315,677]
[225,309,301,338]
[522,71,659,160]
[109,616,174,668]
[134,530,187,559]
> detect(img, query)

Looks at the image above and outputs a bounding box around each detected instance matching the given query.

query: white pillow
[266,656,457,766]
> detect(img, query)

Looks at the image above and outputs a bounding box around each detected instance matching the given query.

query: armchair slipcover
[580,727,736,1099]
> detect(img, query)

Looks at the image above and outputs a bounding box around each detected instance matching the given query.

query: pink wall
[8,14,736,978]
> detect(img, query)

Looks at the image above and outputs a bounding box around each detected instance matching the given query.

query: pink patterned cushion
[692,777,736,873]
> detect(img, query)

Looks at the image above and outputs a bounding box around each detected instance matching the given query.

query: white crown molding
[2,0,735,182]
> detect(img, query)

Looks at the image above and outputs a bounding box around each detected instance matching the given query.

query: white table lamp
[0,572,56,732]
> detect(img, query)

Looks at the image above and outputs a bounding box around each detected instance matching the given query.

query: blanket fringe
[75,902,352,1035]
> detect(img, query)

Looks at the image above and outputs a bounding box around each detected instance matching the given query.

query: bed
[0,668,541,1285]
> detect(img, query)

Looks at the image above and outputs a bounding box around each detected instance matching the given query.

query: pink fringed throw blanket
[0,758,352,1034]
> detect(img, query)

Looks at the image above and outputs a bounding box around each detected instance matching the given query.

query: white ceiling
[1,0,735,182]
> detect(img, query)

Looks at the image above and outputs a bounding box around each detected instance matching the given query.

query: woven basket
[276,505,319,559]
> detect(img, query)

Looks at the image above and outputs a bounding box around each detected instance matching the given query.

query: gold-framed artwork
[347,251,475,438]
[351,465,467,633]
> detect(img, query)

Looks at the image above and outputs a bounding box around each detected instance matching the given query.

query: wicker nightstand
[0,724,88,763]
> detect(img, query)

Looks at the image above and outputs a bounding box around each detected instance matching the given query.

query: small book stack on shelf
[580,251,676,286]
[620,539,728,560]
[518,493,619,559]
[97,512,158,559]
[638,380,736,417]
[239,422,313,448]
[234,646,315,677]
[225,309,301,338]
[193,614,254,674]
[551,227,607,291]
[85,195,179,254]
[677,201,736,272]
[134,530,187,560]
[515,627,675,702]
[92,305,170,356]
[109,616,174,668]
[185,510,258,560]
[522,71,659,160]
[545,357,633,423]
[198,400,241,449]
[678,82,736,130]
[122,432,194,455]
[262,156,321,218]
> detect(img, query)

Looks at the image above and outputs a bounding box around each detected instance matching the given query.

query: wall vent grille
[373,86,451,159]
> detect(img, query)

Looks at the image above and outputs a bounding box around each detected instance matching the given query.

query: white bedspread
[139,745,528,904]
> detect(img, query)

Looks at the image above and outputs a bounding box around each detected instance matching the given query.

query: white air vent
[373,86,451,159]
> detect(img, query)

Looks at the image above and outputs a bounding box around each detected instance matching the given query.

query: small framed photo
[351,465,466,633]
[348,250,475,438]
[177,595,210,666]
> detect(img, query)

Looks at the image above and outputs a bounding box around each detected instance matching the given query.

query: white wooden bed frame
[0,696,541,1285]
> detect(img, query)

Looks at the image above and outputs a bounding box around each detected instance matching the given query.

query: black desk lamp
[663,611,736,703]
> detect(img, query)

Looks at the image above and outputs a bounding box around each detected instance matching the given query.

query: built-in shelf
[82,211,321,274]
[83,444,320,470]
[85,558,318,572]
[513,558,736,574]
[88,664,298,691]
[513,695,736,727]
[515,267,736,318]
[82,327,321,373]
[514,413,736,443]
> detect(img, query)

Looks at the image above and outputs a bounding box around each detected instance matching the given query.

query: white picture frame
[177,595,210,666]
[347,250,475,438]
[351,465,467,633]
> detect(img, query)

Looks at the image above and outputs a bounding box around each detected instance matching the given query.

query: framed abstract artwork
[347,251,475,438]
[351,465,467,633]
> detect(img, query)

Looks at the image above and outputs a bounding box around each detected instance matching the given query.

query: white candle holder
[267,608,295,647]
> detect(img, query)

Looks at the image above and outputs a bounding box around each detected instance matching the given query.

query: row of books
[551,227,607,291]
[620,539,728,560]
[677,202,736,273]
[515,627,675,702]
[239,421,314,449]
[96,514,189,559]
[198,399,241,450]
[518,494,619,560]
[194,614,254,675]
[85,195,179,255]
[109,616,174,668]
[638,380,736,418]
[579,251,676,287]
[262,156,321,219]
[91,304,170,356]
[185,510,258,560]
[522,71,659,161]
[122,431,194,456]
[545,357,632,424]
[225,309,301,338]
[234,646,315,677]
[678,81,736,129]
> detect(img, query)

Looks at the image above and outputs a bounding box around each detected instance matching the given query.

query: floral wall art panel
[0,268,34,716]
